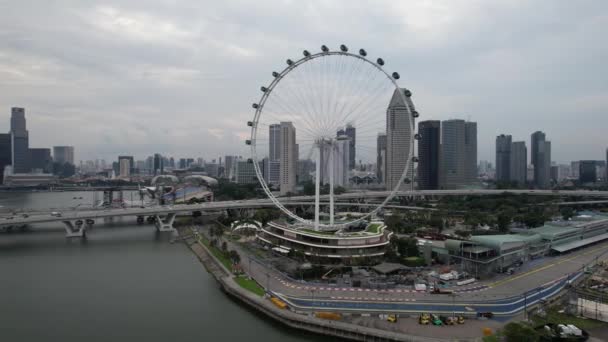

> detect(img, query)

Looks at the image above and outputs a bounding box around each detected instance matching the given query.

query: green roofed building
[442,213,608,278]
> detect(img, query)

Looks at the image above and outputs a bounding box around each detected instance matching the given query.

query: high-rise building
[321,137,350,187]
[0,133,12,183]
[29,148,52,173]
[510,141,527,186]
[262,157,280,186]
[119,159,131,178]
[386,88,415,190]
[417,121,440,190]
[11,107,30,173]
[224,155,239,180]
[579,160,597,183]
[531,131,551,188]
[236,160,258,184]
[440,119,466,189]
[337,124,356,170]
[279,122,296,195]
[53,146,74,165]
[495,134,512,183]
[297,159,314,183]
[118,156,134,175]
[464,121,477,183]
[536,140,552,188]
[376,133,387,184]
[269,124,281,162]
[153,153,163,175]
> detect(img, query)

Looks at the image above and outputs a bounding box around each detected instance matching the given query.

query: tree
[228,250,241,264]
[560,207,575,221]
[497,212,512,233]
[502,322,539,342]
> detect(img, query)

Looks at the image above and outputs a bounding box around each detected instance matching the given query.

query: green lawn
[234,276,265,296]
[197,234,233,271]
[532,308,608,330]
[366,223,381,234]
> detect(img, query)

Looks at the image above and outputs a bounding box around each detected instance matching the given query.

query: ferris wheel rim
[249,48,416,229]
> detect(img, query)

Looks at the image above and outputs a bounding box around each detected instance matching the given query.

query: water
[0,191,329,341]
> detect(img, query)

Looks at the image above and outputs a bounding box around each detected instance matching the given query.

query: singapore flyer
[248,44,417,235]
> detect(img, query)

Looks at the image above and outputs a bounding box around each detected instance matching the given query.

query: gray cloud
[0,0,607,164]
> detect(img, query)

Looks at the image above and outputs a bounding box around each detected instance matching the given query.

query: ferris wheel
[247,45,417,230]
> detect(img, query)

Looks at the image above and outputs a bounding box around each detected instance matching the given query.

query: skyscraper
[342,124,356,170]
[53,146,74,165]
[119,159,131,178]
[386,88,415,191]
[10,107,29,173]
[579,161,597,183]
[321,137,350,187]
[29,148,52,173]
[531,131,551,188]
[495,134,512,183]
[153,153,163,175]
[118,156,134,175]
[464,121,477,183]
[417,120,440,190]
[0,133,12,183]
[224,155,239,180]
[269,124,281,162]
[440,119,466,189]
[279,122,296,195]
[376,133,387,184]
[510,141,527,186]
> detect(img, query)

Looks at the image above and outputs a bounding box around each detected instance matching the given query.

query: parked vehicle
[387,314,397,323]
[431,314,443,326]
[419,313,430,325]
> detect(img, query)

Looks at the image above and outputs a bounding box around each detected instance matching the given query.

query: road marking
[489,244,608,288]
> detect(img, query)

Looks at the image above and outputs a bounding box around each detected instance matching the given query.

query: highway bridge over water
[2,189,608,238]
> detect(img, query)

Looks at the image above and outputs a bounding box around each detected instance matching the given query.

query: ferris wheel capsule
[303,50,311,57]
[321,45,329,52]
[286,59,294,66]
[404,89,412,97]
[359,49,367,56]
[392,72,400,80]
[272,71,279,78]
[252,103,259,109]
[340,44,348,52]
[377,58,385,66]
[412,110,419,118]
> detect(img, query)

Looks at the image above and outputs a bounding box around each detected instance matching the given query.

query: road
[231,233,608,316]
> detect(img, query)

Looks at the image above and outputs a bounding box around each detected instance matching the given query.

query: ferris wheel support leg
[329,144,335,227]
[314,145,321,231]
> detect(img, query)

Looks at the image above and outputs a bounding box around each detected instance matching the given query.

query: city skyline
[1,2,607,163]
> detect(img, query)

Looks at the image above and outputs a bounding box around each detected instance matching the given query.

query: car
[21,214,29,218]
[51,212,62,217]
[387,314,397,323]
[419,313,431,325]
[5,216,13,220]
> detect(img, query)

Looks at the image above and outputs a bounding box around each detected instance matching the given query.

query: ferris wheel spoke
[333,61,383,127]
[336,76,392,128]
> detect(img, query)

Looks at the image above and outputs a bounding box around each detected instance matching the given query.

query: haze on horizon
[0,1,606,164]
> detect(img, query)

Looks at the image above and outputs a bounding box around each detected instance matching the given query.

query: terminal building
[257,220,392,263]
[438,213,608,278]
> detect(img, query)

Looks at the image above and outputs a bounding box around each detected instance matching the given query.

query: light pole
[451,293,456,318]
[266,272,270,292]
[524,291,528,321]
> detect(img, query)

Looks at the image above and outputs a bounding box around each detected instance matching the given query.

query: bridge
[2,189,608,238]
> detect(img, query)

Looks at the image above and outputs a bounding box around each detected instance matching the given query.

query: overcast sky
[0,1,606,164]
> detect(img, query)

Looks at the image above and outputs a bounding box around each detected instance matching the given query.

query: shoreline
[177,226,469,342]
